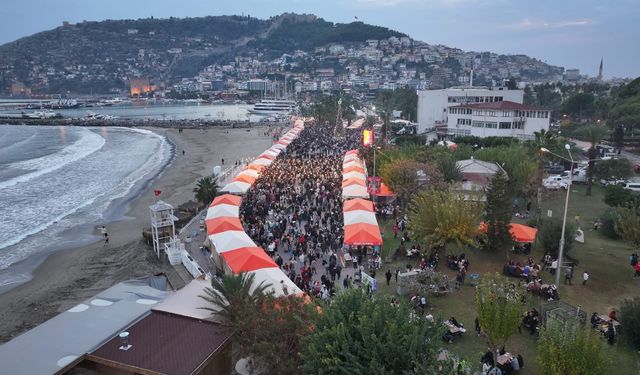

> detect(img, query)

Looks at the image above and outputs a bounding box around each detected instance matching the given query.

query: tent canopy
[479,222,538,243]
[221,181,251,194]
[248,268,301,297]
[232,174,257,184]
[209,231,256,253]
[206,216,244,235]
[221,247,277,274]
[344,198,374,212]
[343,171,367,180]
[343,165,365,174]
[206,204,239,219]
[343,184,369,199]
[342,178,366,188]
[344,223,383,246]
[211,194,242,207]
[344,210,378,225]
[374,182,395,197]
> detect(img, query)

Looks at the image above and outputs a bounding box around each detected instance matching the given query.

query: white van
[624,182,640,192]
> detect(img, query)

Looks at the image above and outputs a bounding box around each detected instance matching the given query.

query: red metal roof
[455,100,545,111]
[89,311,232,375]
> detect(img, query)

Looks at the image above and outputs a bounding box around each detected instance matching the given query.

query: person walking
[564,265,573,285]
[582,270,589,286]
[385,270,392,286]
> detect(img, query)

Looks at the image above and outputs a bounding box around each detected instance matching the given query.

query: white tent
[236,169,260,178]
[343,171,367,180]
[262,149,280,158]
[209,231,256,253]
[271,143,287,150]
[250,158,272,166]
[343,184,370,199]
[206,204,240,219]
[221,181,252,194]
[248,268,302,297]
[343,160,363,169]
[344,210,378,225]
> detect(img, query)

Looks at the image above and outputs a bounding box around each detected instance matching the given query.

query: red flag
[154,190,161,197]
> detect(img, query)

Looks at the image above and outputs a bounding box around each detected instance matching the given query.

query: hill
[0,13,562,94]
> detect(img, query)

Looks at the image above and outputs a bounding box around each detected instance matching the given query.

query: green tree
[506,77,518,90]
[201,273,317,374]
[200,272,271,324]
[537,318,609,375]
[409,189,482,252]
[564,92,595,119]
[619,297,640,350]
[539,218,577,258]
[437,155,462,182]
[580,126,609,195]
[475,273,525,364]
[380,159,444,208]
[526,129,561,225]
[300,289,451,374]
[474,145,536,197]
[193,175,219,206]
[603,185,634,207]
[593,158,633,182]
[484,170,514,254]
[614,204,640,246]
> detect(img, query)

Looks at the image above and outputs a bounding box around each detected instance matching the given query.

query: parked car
[543,175,569,190]
[544,163,565,174]
[599,178,628,187]
[623,182,640,192]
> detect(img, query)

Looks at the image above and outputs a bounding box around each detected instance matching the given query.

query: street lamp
[540,144,574,287]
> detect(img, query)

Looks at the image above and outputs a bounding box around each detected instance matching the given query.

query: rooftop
[0,278,168,375]
[88,311,232,375]
[455,100,545,111]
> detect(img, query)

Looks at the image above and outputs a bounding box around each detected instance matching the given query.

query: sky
[1,0,638,79]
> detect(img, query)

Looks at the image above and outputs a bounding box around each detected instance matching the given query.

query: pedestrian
[634,262,640,279]
[182,150,185,156]
[475,317,481,336]
[104,234,109,246]
[395,269,400,283]
[564,265,573,285]
[550,258,558,275]
[582,270,589,286]
[393,223,399,238]
[221,158,225,165]
[385,270,392,286]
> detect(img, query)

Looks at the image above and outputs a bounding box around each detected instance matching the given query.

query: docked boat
[248,99,296,115]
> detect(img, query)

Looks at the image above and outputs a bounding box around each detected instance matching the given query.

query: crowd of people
[240,122,361,299]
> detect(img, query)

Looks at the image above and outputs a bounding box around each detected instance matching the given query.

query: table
[598,315,621,326]
[497,353,513,366]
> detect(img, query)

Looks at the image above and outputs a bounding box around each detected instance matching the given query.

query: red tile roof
[455,100,545,111]
[89,311,232,375]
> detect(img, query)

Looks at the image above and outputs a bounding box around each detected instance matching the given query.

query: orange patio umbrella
[374,182,395,197]
[478,222,538,243]
[206,216,244,235]
[343,198,374,212]
[210,194,242,207]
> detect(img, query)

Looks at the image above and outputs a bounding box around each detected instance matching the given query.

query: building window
[485,122,497,129]
[499,122,511,129]
[472,121,484,128]
[503,111,512,117]
[513,121,525,130]
[489,111,496,116]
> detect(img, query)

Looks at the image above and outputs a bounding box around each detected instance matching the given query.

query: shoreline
[0,126,274,342]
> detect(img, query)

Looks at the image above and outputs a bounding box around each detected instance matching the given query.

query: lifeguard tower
[149,200,176,258]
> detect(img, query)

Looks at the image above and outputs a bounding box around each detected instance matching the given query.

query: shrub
[603,185,633,207]
[619,297,640,350]
[539,218,576,257]
[599,209,621,239]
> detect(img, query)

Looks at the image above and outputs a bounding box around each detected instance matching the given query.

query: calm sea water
[0,125,172,291]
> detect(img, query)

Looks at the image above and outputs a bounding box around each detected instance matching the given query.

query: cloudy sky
[1,0,638,78]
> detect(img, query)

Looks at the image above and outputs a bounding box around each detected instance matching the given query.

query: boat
[24,110,59,119]
[248,99,296,115]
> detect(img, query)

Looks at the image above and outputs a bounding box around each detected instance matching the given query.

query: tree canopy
[300,289,449,374]
[483,170,514,253]
[193,176,219,206]
[409,189,482,251]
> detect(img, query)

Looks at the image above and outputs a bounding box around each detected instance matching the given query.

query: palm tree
[200,272,272,324]
[193,175,219,206]
[529,129,559,226]
[581,126,609,196]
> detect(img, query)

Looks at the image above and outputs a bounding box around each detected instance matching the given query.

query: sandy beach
[0,126,274,342]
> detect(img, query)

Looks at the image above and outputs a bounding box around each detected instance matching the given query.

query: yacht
[248,99,296,115]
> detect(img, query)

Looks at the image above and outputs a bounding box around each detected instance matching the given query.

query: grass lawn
[372,185,640,374]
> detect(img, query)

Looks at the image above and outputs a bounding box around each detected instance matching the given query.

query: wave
[0,128,105,189]
[0,129,37,154]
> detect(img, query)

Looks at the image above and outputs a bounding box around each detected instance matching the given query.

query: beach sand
[0,126,274,342]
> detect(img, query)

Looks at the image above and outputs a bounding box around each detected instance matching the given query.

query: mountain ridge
[0,13,563,94]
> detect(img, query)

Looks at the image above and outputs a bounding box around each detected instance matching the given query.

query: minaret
[597,58,603,81]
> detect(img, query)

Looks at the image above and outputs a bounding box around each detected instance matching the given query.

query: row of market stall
[342,150,383,247]
[204,120,307,296]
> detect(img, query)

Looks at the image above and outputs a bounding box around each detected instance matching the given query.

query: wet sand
[0,126,273,342]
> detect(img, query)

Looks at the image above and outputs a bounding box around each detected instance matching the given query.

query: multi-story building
[417,87,523,134]
[447,101,550,140]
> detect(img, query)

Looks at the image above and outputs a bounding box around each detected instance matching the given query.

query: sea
[0,124,172,293]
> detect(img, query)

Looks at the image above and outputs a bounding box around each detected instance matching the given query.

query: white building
[447,101,550,140]
[417,87,524,134]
